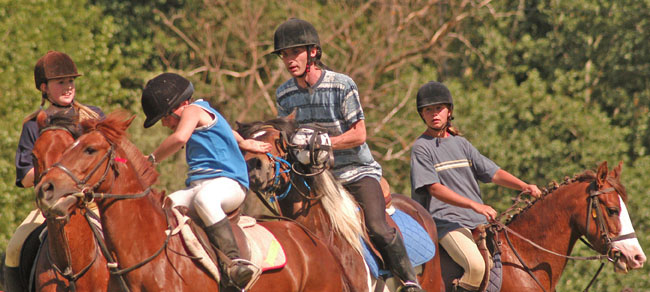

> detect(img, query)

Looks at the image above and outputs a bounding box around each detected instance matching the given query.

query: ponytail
[72,101,100,122]
[447,123,461,136]
[21,94,48,124]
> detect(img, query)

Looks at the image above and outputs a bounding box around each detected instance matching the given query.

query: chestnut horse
[31,110,111,291]
[440,161,646,292]
[34,111,348,291]
[237,116,443,292]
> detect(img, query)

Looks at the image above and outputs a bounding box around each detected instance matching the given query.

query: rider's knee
[5,210,45,267]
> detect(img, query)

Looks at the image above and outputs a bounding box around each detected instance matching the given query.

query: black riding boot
[205,218,254,289]
[381,233,424,292]
[4,266,25,292]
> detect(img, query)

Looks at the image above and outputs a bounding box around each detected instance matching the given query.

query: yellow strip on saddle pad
[239,216,287,271]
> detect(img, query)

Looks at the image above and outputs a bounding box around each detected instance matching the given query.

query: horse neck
[94,165,169,266]
[282,173,364,255]
[46,211,98,272]
[502,182,589,283]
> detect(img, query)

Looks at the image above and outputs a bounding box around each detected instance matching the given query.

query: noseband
[50,144,116,197]
[585,185,636,260]
[494,182,637,292]
[42,138,163,292]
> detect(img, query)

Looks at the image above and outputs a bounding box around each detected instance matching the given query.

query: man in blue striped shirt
[272,18,423,291]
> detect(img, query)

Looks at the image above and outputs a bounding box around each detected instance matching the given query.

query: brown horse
[237,116,443,292]
[34,111,348,291]
[30,109,111,291]
[439,161,646,292]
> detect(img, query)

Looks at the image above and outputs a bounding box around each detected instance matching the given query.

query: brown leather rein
[490,185,636,292]
[45,142,166,292]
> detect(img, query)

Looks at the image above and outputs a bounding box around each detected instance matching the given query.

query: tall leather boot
[205,218,254,289]
[4,266,25,292]
[381,232,424,292]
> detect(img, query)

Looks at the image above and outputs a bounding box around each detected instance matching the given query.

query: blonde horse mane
[310,171,365,255]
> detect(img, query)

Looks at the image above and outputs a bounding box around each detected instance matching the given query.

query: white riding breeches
[168,176,246,226]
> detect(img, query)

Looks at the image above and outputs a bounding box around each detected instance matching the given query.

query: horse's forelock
[93,111,134,144]
[44,110,83,138]
[81,110,159,188]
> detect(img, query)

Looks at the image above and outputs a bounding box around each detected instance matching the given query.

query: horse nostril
[38,182,55,200]
[635,254,646,262]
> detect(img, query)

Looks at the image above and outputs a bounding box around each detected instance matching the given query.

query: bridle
[492,182,636,292]
[33,125,78,185]
[248,126,323,216]
[34,125,102,291]
[43,138,165,292]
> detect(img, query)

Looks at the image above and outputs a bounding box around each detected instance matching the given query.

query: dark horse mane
[81,110,159,191]
[38,108,84,139]
[504,168,627,225]
[236,116,298,139]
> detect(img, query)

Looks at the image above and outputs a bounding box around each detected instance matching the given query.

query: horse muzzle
[246,156,274,190]
[36,180,83,220]
[612,247,647,273]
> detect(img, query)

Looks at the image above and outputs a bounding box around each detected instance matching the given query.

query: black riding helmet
[416,81,453,112]
[272,18,320,54]
[141,73,194,128]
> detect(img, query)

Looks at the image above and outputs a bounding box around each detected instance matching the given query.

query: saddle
[358,177,436,279]
[472,225,496,292]
[165,204,286,289]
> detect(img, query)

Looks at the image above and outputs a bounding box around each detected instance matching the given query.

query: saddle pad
[242,223,287,271]
[361,209,436,278]
[486,252,503,292]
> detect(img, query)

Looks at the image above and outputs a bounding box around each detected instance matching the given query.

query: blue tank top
[185,100,249,189]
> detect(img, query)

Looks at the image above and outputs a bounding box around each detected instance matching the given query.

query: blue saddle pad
[486,251,503,292]
[361,209,435,278]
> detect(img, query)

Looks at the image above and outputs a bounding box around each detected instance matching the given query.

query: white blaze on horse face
[612,195,647,270]
[251,130,267,139]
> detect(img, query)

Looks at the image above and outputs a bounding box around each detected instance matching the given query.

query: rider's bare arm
[330,120,366,150]
[491,169,541,197]
[426,183,497,220]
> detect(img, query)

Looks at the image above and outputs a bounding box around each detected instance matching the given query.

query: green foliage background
[1,0,648,290]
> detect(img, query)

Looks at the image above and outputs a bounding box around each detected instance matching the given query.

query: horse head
[35,111,157,220]
[33,109,82,185]
[588,161,647,272]
[237,115,296,193]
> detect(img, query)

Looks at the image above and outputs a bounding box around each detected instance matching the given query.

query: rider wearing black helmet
[272,18,424,291]
[141,73,256,290]
[411,81,541,292]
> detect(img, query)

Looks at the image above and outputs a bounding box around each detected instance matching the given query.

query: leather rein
[491,184,636,292]
[46,141,168,292]
[250,127,322,217]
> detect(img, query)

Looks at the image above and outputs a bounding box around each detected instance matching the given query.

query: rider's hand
[239,139,272,153]
[522,184,542,198]
[471,202,497,221]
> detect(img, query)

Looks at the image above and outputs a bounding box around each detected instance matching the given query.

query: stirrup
[226,259,259,290]
[397,281,424,292]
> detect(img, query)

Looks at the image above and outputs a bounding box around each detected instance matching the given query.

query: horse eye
[84,147,97,155]
[607,207,620,216]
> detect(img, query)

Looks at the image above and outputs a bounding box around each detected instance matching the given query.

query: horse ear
[286,108,297,121]
[125,115,136,128]
[596,161,608,188]
[36,110,48,129]
[610,161,623,180]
